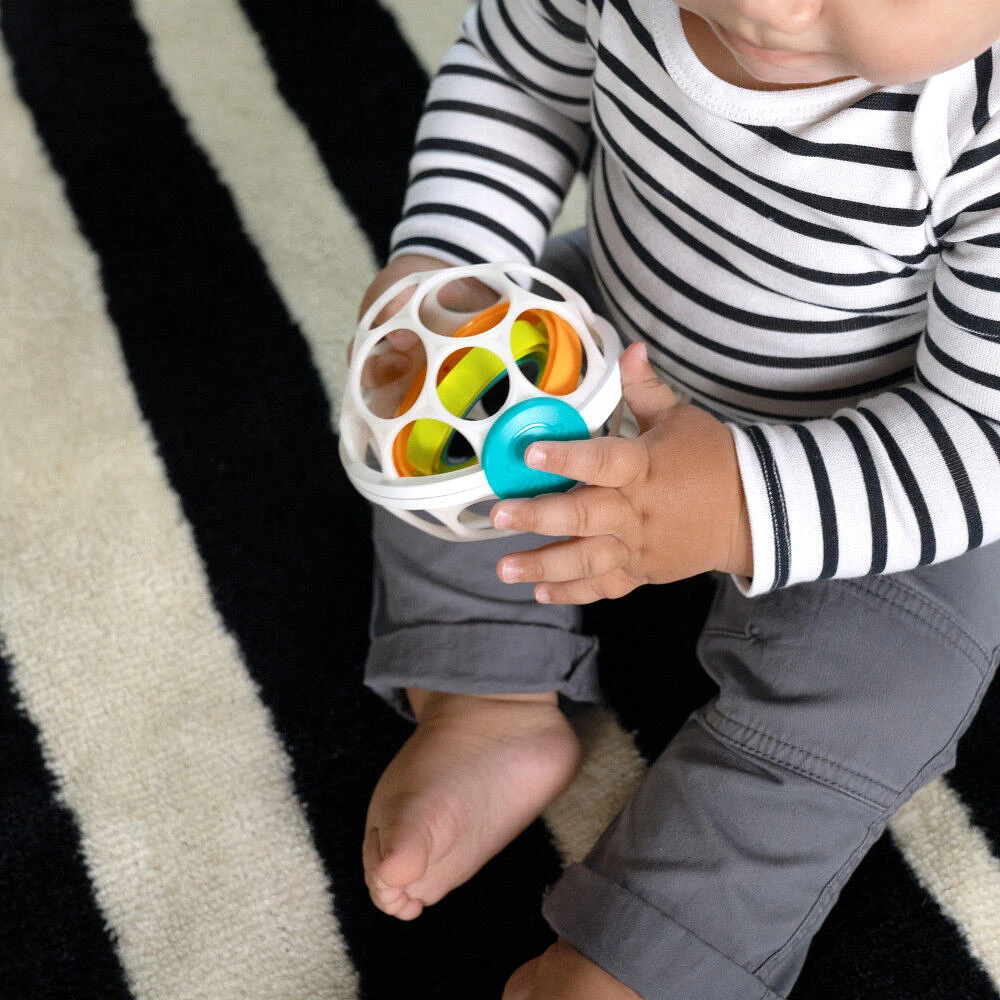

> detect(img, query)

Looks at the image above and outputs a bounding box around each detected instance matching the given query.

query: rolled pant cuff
[543,863,782,1000]
[364,622,602,719]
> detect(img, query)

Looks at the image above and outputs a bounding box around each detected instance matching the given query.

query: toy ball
[339,261,623,541]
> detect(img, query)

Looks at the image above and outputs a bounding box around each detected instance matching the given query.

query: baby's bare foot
[363,689,582,920]
[503,938,643,1000]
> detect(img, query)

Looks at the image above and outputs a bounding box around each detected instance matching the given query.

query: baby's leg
[363,506,602,919]
[362,230,611,918]
[540,546,1000,999]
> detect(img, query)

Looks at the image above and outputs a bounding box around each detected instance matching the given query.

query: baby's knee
[697,573,999,806]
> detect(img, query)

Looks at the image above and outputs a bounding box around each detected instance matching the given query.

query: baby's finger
[619,341,677,432]
[360,348,414,390]
[497,535,628,585]
[387,328,420,351]
[534,567,639,606]
[434,275,500,313]
[524,435,648,489]
[492,485,628,538]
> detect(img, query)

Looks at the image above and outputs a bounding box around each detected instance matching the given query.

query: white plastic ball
[339,261,622,540]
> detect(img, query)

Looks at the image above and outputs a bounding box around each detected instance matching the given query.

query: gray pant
[364,235,1000,999]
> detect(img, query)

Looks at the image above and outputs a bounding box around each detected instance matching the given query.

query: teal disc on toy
[482,398,589,499]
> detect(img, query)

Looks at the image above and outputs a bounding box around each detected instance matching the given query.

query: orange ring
[522,309,582,397]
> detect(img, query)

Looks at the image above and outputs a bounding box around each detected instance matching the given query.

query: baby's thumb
[620,342,676,431]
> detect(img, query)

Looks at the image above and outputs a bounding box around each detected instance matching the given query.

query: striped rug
[1,2,997,998]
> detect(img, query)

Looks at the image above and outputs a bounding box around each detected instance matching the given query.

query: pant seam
[844,575,992,678]
[888,660,996,811]
[754,813,887,983]
[700,706,898,810]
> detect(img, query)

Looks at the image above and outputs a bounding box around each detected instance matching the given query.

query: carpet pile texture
[1,2,998,997]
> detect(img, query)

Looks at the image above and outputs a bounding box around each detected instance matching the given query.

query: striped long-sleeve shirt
[389,0,1000,595]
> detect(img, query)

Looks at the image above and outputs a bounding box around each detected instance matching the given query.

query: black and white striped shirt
[390,0,1000,594]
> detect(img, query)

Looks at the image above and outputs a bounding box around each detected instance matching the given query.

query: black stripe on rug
[237,0,429,264]
[1,0,563,995]
[585,577,719,762]
[0,649,132,999]
[947,673,1000,857]
[794,835,999,999]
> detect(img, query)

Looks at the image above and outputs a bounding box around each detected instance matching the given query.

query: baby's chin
[730,52,856,89]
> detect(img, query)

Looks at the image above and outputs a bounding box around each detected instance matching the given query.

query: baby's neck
[680,10,853,91]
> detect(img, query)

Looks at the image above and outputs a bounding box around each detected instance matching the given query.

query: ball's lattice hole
[436,347,510,421]
[360,330,427,420]
[511,309,583,398]
[393,418,477,478]
[457,499,497,529]
[418,275,503,335]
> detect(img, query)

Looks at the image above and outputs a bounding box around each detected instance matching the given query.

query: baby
[357,1,1000,997]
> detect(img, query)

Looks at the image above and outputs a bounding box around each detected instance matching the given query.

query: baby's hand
[492,343,752,604]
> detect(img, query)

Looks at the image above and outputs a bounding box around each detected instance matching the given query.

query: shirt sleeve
[388,0,596,267]
[731,57,1000,595]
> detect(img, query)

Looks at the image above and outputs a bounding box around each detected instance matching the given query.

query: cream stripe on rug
[0,39,357,1000]
[381,0,472,73]
[131,0,378,418]
[890,778,1000,989]
[543,707,647,866]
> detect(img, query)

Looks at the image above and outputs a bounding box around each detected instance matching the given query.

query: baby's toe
[368,879,415,918]
[393,896,425,921]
